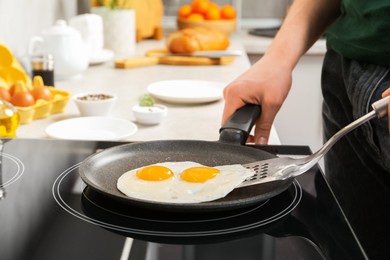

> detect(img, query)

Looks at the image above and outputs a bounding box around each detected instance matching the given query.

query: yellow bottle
[0,99,19,138]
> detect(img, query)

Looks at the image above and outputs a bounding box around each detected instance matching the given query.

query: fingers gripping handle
[219,104,261,145]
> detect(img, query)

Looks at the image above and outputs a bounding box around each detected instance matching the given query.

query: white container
[28,20,89,80]
[92,7,136,56]
[73,92,117,117]
[68,13,104,56]
[132,104,168,125]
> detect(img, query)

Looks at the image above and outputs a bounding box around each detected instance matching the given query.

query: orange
[178,5,192,19]
[205,5,221,20]
[221,5,236,19]
[208,2,219,9]
[186,13,205,22]
[191,0,210,15]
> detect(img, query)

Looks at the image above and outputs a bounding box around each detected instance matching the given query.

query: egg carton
[16,87,70,124]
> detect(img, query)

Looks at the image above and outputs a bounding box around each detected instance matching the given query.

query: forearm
[221,0,342,144]
[265,0,341,70]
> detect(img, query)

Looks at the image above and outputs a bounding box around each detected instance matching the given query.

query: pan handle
[219,104,261,145]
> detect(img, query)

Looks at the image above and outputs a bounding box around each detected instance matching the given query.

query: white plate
[89,49,114,65]
[45,117,137,141]
[147,80,224,104]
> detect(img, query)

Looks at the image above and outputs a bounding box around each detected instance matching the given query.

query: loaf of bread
[166,27,229,54]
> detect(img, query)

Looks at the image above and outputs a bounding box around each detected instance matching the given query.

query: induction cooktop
[0,138,366,260]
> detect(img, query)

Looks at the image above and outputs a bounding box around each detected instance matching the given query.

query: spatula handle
[372,96,389,118]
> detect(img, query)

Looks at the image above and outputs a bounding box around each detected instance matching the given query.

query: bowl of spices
[73,92,117,117]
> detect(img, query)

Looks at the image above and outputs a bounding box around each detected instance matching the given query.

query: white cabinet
[275,55,324,151]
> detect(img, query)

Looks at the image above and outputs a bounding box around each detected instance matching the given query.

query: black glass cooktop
[0,138,366,260]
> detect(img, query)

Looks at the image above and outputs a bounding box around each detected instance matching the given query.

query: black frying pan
[79,105,293,212]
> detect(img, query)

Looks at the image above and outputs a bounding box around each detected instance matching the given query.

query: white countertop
[15,37,280,144]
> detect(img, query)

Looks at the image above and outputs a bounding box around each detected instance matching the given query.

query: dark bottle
[31,54,55,87]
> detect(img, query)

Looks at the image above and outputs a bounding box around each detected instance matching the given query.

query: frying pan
[79,105,293,212]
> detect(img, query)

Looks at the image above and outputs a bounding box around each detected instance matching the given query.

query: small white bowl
[73,92,117,117]
[132,104,168,125]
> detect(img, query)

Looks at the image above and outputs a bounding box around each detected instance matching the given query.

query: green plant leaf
[139,94,155,107]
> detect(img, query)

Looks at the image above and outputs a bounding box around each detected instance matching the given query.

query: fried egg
[117,161,254,203]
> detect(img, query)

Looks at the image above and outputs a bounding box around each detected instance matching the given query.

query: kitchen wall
[0,0,77,59]
[0,0,288,59]
[241,0,291,19]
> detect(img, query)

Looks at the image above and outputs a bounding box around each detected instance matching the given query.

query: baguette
[166,27,229,54]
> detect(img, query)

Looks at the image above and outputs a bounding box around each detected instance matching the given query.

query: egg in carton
[0,44,71,124]
[12,77,70,124]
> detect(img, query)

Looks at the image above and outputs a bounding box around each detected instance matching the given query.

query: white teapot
[28,20,89,80]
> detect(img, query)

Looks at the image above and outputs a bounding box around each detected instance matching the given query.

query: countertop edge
[237,30,327,56]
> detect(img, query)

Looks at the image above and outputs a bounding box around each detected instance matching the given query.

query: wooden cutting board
[115,48,235,68]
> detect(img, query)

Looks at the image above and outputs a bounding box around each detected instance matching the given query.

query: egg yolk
[180,167,220,183]
[136,166,174,181]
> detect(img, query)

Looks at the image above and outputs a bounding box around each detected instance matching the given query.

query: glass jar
[31,54,55,87]
[0,99,19,138]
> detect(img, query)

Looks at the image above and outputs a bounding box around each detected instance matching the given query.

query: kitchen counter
[238,30,327,56]
[15,37,280,144]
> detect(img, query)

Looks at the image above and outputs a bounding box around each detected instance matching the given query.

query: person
[221,0,390,259]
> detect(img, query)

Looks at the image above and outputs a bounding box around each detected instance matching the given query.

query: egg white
[116,161,254,204]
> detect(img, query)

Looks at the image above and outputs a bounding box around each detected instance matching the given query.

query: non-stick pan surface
[79,139,293,212]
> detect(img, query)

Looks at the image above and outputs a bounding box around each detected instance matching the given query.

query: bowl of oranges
[177,0,237,34]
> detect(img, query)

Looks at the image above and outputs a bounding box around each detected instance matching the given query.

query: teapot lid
[42,20,80,36]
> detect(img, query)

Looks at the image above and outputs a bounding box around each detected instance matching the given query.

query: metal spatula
[238,96,389,188]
